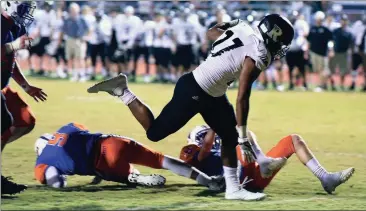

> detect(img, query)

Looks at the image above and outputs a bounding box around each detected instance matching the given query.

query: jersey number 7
[48,133,68,147]
[211,30,244,57]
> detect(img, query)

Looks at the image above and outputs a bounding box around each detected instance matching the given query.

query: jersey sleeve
[179,144,201,164]
[246,38,271,71]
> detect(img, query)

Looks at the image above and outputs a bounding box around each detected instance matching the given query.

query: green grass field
[2,78,366,210]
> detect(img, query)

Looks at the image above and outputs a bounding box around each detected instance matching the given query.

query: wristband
[236,125,247,138]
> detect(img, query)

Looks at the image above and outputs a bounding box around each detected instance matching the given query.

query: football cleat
[321,167,355,194]
[87,73,128,96]
[259,157,287,178]
[225,188,266,201]
[207,175,225,191]
[127,172,166,187]
[1,175,27,195]
[90,176,103,185]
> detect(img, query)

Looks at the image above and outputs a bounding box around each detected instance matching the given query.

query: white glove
[238,137,256,164]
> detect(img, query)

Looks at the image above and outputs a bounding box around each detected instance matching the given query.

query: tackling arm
[12,60,30,89]
[197,129,215,161]
[236,57,261,136]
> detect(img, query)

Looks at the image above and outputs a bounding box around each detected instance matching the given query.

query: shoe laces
[239,176,253,189]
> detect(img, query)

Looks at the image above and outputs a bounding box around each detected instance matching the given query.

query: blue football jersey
[35,123,103,176]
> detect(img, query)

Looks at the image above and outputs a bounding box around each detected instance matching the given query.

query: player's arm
[35,164,67,188]
[207,19,242,41]
[12,61,47,102]
[236,57,261,162]
[197,129,216,161]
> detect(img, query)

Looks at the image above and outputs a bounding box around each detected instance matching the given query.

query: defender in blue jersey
[1,1,48,196]
[180,126,355,194]
[34,122,224,191]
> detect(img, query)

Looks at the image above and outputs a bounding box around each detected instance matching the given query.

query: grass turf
[2,78,366,210]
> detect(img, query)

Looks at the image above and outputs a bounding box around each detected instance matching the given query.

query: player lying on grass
[34,123,223,190]
[180,126,355,194]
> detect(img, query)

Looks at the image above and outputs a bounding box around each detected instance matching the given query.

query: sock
[351,70,357,83]
[162,157,193,178]
[72,69,78,78]
[194,168,212,186]
[118,89,137,106]
[87,67,93,75]
[306,158,328,181]
[223,166,240,194]
[78,68,86,77]
[249,138,267,164]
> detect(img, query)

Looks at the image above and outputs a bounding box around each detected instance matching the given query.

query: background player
[34,122,224,190]
[180,125,355,194]
[1,1,47,195]
[88,14,294,201]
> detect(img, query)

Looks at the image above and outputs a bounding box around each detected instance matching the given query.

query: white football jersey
[173,18,199,45]
[193,22,271,97]
[34,9,56,37]
[114,15,142,48]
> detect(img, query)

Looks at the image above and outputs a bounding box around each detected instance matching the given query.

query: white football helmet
[187,125,210,146]
[34,133,53,156]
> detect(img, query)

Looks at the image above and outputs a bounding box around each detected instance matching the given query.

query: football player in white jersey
[114,6,142,81]
[88,14,294,201]
[172,9,201,76]
[31,1,55,76]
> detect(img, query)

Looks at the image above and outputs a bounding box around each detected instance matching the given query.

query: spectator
[360,28,366,91]
[88,10,110,80]
[329,15,354,91]
[323,14,340,31]
[46,7,67,78]
[350,20,366,91]
[113,6,142,81]
[307,11,333,92]
[30,1,55,76]
[286,14,310,91]
[133,19,155,83]
[172,9,200,77]
[60,2,90,82]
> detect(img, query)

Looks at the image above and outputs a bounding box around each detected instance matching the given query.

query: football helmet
[34,133,53,156]
[1,1,36,27]
[258,14,294,60]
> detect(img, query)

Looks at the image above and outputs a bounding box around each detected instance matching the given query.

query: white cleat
[127,173,166,187]
[259,157,287,178]
[87,73,128,96]
[207,175,225,191]
[321,167,355,194]
[225,188,266,201]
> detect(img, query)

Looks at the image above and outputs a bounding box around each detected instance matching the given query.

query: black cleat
[1,175,27,195]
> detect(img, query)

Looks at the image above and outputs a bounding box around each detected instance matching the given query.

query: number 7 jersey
[193,21,272,97]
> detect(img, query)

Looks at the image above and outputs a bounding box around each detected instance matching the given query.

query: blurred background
[17,0,366,92]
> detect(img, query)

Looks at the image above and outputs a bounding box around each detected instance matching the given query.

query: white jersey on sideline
[193,22,271,97]
[34,9,56,37]
[173,18,200,45]
[89,15,112,45]
[153,20,173,49]
[113,15,142,49]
